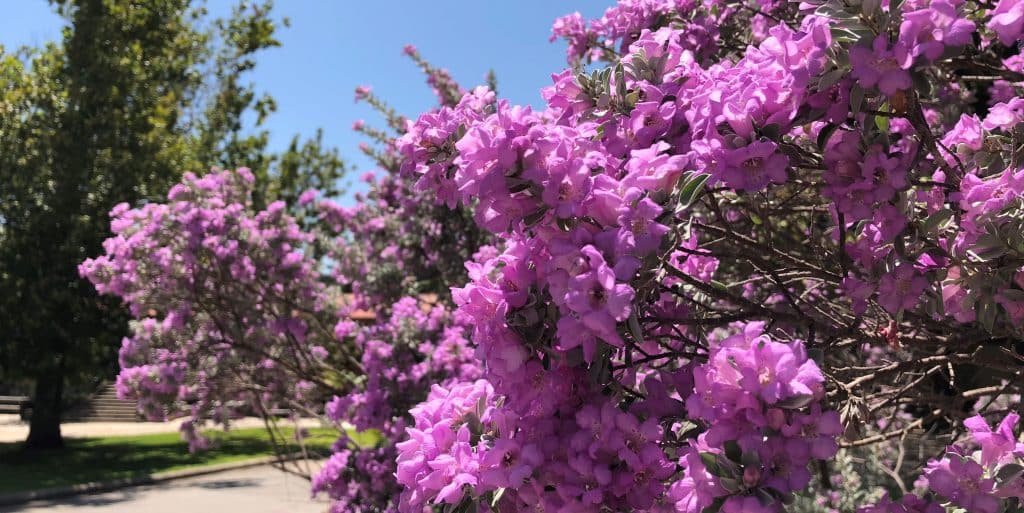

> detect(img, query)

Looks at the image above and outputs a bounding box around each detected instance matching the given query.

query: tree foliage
[0,0,343,449]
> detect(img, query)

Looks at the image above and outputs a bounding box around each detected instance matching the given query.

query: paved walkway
[0,415,323,443]
[0,464,329,513]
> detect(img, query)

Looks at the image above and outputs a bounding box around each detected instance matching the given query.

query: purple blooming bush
[79,168,355,450]
[82,0,1024,511]
[81,49,491,506]
[377,0,1024,511]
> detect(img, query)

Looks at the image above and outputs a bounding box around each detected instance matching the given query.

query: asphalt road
[1,465,329,513]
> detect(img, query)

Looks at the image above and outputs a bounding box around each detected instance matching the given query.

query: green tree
[0,0,344,449]
[192,2,346,209]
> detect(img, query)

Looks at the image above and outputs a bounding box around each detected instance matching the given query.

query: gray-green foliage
[789,443,919,512]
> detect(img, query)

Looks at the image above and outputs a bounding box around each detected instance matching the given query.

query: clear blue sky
[0,1,610,204]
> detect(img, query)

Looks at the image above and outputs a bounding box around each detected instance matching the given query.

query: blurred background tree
[0,0,345,450]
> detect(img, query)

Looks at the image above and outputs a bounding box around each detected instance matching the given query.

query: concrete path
[0,464,329,513]
[0,415,323,443]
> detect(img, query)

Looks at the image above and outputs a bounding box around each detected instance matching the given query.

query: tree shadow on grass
[0,430,279,494]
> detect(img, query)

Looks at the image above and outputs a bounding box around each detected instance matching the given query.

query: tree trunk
[25,372,64,450]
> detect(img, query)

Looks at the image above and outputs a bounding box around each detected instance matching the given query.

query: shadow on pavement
[190,478,259,490]
[0,487,142,511]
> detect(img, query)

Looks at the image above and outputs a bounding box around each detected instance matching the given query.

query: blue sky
[0,1,610,204]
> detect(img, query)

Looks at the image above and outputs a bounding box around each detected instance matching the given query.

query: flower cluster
[677,323,840,512]
[921,413,1024,513]
[857,413,1024,513]
[849,0,974,97]
[395,379,497,509]
[322,72,493,311]
[392,321,838,513]
[551,0,725,64]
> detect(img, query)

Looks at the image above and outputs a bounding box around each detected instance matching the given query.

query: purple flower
[807,79,852,123]
[720,140,789,191]
[629,100,675,147]
[563,245,635,350]
[842,276,876,315]
[850,36,912,95]
[899,0,975,62]
[924,453,1001,513]
[616,190,669,256]
[964,413,1022,466]
[983,98,1024,130]
[480,439,543,489]
[877,264,929,314]
[989,0,1024,46]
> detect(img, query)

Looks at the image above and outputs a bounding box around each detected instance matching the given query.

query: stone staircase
[66,384,141,422]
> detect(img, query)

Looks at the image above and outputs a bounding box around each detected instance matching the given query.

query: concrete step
[67,414,141,422]
[87,399,136,407]
[73,400,137,409]
[75,406,138,413]
[62,383,144,422]
[68,409,138,415]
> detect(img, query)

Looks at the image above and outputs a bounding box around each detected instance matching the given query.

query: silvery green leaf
[921,208,953,234]
[1000,288,1024,302]
[677,173,710,210]
[776,393,815,409]
[997,463,1024,484]
[628,311,644,344]
[850,83,865,116]
[718,477,739,493]
[978,298,997,333]
[818,68,846,90]
[491,488,506,508]
[755,488,777,507]
[875,113,889,133]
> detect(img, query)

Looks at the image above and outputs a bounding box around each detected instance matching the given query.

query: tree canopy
[0,0,344,449]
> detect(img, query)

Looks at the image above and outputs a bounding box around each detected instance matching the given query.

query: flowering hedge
[82,0,1024,511]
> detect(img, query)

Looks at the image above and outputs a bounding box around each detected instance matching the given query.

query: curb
[0,453,307,506]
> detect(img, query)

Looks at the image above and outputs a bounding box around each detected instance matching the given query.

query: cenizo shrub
[380,0,1024,511]
[83,0,1024,512]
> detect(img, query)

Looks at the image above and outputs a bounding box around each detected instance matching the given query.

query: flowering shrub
[83,0,1024,511]
[382,0,1024,511]
[80,168,353,450]
[314,165,488,310]
[79,45,491,454]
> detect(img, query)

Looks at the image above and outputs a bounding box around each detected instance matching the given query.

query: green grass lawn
[0,426,339,494]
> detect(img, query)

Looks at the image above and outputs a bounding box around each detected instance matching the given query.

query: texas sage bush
[82,0,1024,512]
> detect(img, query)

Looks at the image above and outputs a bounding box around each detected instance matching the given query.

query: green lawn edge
[0,427,338,494]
